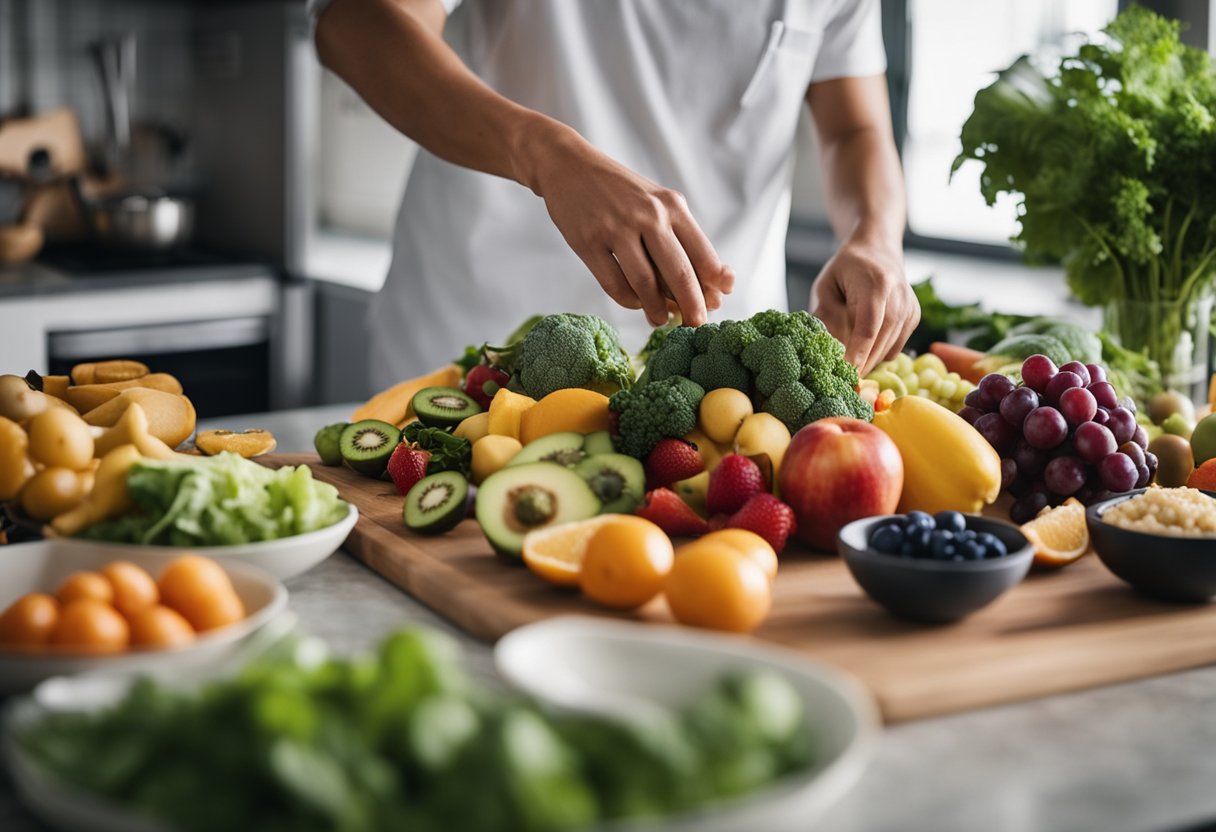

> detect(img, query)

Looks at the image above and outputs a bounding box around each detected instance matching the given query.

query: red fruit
[706,455,766,515]
[387,443,431,496]
[707,514,731,532]
[608,409,621,438]
[645,438,704,489]
[463,364,510,411]
[727,493,797,554]
[635,488,709,537]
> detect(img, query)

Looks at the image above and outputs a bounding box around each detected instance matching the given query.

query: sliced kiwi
[507,431,586,467]
[412,386,481,429]
[574,453,645,514]
[582,430,615,457]
[476,462,601,560]
[404,471,469,534]
[339,419,401,477]
[314,422,349,466]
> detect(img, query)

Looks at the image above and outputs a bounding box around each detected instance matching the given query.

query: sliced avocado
[574,453,645,514]
[507,431,586,467]
[475,462,600,559]
[582,430,616,457]
[412,386,482,429]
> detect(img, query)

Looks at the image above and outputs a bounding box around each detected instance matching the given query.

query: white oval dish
[0,539,288,695]
[496,616,880,832]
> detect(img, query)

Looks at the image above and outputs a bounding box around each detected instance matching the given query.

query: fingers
[580,247,643,311]
[843,294,884,375]
[642,226,707,327]
[885,293,921,362]
[614,238,673,327]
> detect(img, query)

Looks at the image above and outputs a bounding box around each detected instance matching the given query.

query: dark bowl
[1087,488,1216,602]
[837,515,1034,623]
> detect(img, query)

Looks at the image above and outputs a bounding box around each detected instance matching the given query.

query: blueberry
[934,511,966,534]
[975,532,1005,556]
[957,529,978,543]
[907,527,932,553]
[931,543,957,561]
[960,540,985,560]
[899,542,916,557]
[869,524,904,554]
[906,511,935,531]
[929,530,955,559]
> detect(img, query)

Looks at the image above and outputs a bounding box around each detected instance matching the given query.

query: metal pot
[90,192,194,250]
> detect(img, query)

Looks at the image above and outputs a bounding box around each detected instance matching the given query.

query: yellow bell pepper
[871,395,1001,514]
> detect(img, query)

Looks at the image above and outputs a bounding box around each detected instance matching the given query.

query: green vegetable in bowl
[78,452,349,546]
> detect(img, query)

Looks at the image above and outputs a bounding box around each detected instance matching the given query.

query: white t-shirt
[310,0,886,388]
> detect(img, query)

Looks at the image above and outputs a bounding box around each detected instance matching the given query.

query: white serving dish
[44,503,357,580]
[496,616,880,832]
[0,540,288,695]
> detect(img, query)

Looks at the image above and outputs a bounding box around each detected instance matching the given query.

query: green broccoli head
[741,335,801,397]
[764,382,815,431]
[689,350,750,393]
[609,376,702,459]
[714,320,763,357]
[513,314,635,399]
[804,369,859,403]
[647,326,698,381]
[692,322,721,354]
[800,391,874,427]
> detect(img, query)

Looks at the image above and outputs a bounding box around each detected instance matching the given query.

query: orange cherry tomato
[157,556,245,632]
[129,605,196,649]
[56,571,115,606]
[0,593,60,648]
[51,599,129,653]
[101,561,159,619]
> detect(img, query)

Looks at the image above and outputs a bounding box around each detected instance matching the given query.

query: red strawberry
[387,443,431,496]
[727,493,797,554]
[463,364,510,411]
[645,438,704,489]
[636,488,709,537]
[707,513,731,532]
[706,454,766,515]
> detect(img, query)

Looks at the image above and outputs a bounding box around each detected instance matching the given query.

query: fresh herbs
[402,421,472,478]
[912,280,1032,351]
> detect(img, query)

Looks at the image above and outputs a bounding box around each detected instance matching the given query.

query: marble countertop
[5,403,1216,832]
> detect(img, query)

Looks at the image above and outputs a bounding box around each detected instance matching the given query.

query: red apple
[778,417,903,551]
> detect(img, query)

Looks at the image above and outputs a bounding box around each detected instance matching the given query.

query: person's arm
[314,0,733,326]
[806,74,918,375]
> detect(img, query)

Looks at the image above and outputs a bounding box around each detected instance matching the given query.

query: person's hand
[527,127,735,327]
[811,233,919,376]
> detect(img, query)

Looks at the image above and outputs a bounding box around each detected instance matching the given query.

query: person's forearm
[818,124,905,250]
[314,0,564,192]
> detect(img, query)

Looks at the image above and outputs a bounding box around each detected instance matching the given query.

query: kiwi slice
[412,386,481,429]
[314,422,348,466]
[574,453,645,514]
[582,430,615,457]
[507,432,586,467]
[404,471,469,534]
[476,462,601,560]
[339,419,401,477]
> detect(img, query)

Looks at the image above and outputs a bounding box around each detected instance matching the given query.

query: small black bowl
[1087,488,1216,602]
[837,515,1034,623]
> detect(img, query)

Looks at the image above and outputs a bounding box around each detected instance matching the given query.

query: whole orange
[579,516,674,609]
[697,528,778,582]
[665,542,771,633]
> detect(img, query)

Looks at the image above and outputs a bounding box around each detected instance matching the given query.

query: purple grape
[975,412,1016,453]
[1023,406,1068,449]
[1000,457,1017,490]
[1118,396,1138,414]
[1088,489,1114,506]
[978,373,1017,404]
[1145,451,1158,483]
[1118,441,1146,468]
[1058,386,1097,426]
[1107,407,1137,444]
[1059,361,1091,386]
[1008,476,1032,498]
[1010,491,1050,524]
[1051,436,1077,459]
[1000,387,1040,428]
[1132,424,1148,449]
[1045,455,1087,496]
[1074,421,1117,465]
[1075,486,1095,505]
[1044,371,1084,406]
[964,388,995,413]
[957,405,985,426]
[1092,407,1110,426]
[1085,363,1107,384]
[1098,452,1139,492]
[1088,381,1119,410]
[1013,439,1049,477]
[1134,464,1151,489]
[1021,354,1057,394]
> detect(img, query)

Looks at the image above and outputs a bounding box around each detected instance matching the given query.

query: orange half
[521,516,619,587]
[1021,497,1090,569]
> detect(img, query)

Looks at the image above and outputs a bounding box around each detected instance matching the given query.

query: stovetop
[35,243,252,276]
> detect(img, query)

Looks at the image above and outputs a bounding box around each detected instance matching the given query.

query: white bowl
[0,539,288,695]
[49,503,357,580]
[496,617,880,832]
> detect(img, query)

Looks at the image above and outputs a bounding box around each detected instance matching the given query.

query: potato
[0,374,50,423]
[50,444,141,536]
[27,407,94,469]
[71,360,149,386]
[65,373,184,414]
[82,389,196,449]
[41,375,70,400]
[20,467,89,521]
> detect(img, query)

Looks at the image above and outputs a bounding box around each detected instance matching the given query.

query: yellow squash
[871,394,1001,515]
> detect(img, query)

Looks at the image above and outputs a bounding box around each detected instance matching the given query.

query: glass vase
[1103,292,1213,403]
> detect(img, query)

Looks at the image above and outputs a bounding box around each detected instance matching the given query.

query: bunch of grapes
[958,354,1155,524]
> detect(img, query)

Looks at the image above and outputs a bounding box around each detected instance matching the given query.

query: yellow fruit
[27,407,94,470]
[81,388,196,450]
[519,388,611,445]
[697,528,778,582]
[49,444,141,537]
[353,365,464,427]
[454,412,491,444]
[665,542,771,633]
[579,516,674,609]
[19,467,89,520]
[471,434,522,484]
[0,593,59,648]
[1021,498,1090,569]
[521,515,621,587]
[487,388,537,440]
[733,413,791,487]
[684,428,727,472]
[699,388,753,444]
[672,470,709,516]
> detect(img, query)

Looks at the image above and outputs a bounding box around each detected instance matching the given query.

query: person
[311,0,919,387]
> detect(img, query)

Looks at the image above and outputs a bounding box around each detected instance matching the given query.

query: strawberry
[463,364,510,411]
[387,443,431,496]
[727,493,797,554]
[645,438,704,489]
[706,454,766,515]
[636,488,709,537]
[707,513,731,532]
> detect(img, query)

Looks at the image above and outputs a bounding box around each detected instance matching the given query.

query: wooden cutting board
[267,454,1216,722]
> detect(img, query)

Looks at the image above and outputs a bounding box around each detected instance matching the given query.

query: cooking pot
[90,191,194,250]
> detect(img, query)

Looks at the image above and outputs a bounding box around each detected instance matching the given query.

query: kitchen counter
[5,403,1216,832]
[0,255,277,299]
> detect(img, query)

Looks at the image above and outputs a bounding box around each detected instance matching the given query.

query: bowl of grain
[1087,487,1216,602]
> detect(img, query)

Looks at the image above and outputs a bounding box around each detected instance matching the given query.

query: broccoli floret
[748,310,788,338]
[741,336,800,397]
[764,383,815,431]
[609,377,701,459]
[714,320,762,357]
[806,369,859,402]
[692,322,721,354]
[504,313,636,400]
[800,391,874,427]
[844,392,875,421]
[647,327,698,381]
[666,376,706,411]
[689,351,750,393]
